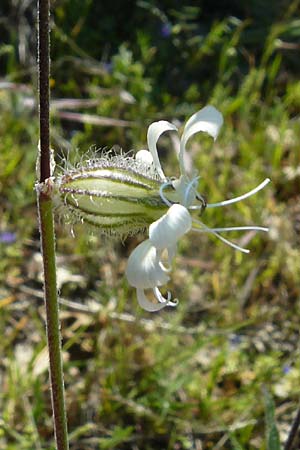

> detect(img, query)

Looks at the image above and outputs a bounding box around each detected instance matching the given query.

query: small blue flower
[160,23,172,38]
[283,364,291,375]
[0,231,16,244]
[103,61,113,74]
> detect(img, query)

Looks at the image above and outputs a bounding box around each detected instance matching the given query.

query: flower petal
[149,204,192,249]
[172,175,201,207]
[147,120,178,180]
[179,106,223,174]
[125,239,169,289]
[135,149,154,166]
[136,288,171,312]
[183,105,223,141]
[154,287,178,306]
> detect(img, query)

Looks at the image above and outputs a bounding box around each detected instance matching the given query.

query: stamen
[194,226,269,232]
[206,178,270,208]
[192,219,250,253]
[189,204,205,211]
[159,181,173,207]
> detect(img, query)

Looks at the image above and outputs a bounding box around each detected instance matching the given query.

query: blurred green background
[1,1,300,449]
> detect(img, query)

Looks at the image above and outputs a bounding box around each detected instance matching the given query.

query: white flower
[125,204,191,311]
[149,204,192,251]
[125,240,173,312]
[126,105,270,311]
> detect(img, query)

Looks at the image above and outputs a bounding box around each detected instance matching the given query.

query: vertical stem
[37,199,69,450]
[38,0,50,183]
[37,1,69,449]
[284,405,300,450]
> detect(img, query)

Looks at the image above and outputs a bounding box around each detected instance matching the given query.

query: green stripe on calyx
[56,155,180,236]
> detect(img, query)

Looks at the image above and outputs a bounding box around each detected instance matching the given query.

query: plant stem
[38,0,50,183]
[37,1,69,449]
[37,198,69,450]
[284,405,300,450]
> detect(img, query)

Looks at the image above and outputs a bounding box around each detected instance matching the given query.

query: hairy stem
[37,1,69,449]
[38,0,50,183]
[37,197,69,450]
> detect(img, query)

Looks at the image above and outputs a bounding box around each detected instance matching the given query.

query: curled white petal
[147,120,178,180]
[183,105,223,142]
[159,244,176,271]
[125,240,169,289]
[136,288,174,312]
[179,105,223,174]
[149,204,192,249]
[154,287,178,306]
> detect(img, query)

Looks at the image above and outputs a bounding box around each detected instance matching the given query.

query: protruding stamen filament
[192,219,250,253]
[194,226,269,233]
[206,178,271,208]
